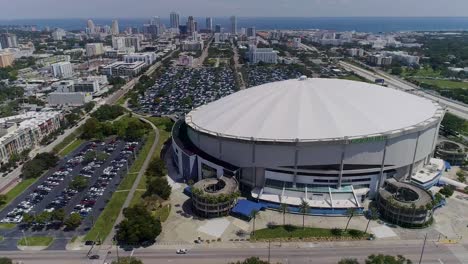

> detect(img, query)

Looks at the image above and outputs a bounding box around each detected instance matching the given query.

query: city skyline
[2,0,468,19]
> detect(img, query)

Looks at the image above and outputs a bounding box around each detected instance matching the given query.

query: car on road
[89,255,100,259]
[176,249,188,254]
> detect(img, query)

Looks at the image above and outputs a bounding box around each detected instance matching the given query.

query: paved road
[232,44,246,90]
[1,242,465,264]
[299,42,319,53]
[339,61,468,120]
[195,38,212,68]
[104,114,160,245]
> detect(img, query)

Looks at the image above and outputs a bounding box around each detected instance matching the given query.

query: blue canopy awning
[444,161,452,170]
[231,200,266,219]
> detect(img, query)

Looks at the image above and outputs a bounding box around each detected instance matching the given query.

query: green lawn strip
[251,225,368,240]
[52,127,83,154]
[0,223,16,229]
[339,74,371,83]
[0,177,38,210]
[117,130,156,191]
[153,204,171,222]
[412,78,468,89]
[17,236,54,246]
[58,139,85,157]
[129,190,145,207]
[0,236,3,241]
[83,191,129,242]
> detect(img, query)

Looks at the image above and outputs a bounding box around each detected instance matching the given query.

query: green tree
[81,118,102,140]
[365,254,412,264]
[116,205,162,245]
[35,211,51,225]
[124,118,146,141]
[338,258,360,264]
[250,210,259,235]
[51,208,66,222]
[70,176,89,191]
[0,257,13,264]
[83,101,96,113]
[64,213,82,230]
[345,208,357,231]
[229,257,269,264]
[0,194,7,206]
[439,185,455,198]
[365,207,379,233]
[111,257,144,264]
[279,203,288,226]
[146,158,166,177]
[299,200,310,229]
[145,176,171,200]
[21,213,35,226]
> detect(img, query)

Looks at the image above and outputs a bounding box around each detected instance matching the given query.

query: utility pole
[418,233,428,264]
[268,240,271,263]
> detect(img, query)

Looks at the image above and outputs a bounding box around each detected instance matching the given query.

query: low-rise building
[47,92,92,107]
[36,55,71,67]
[100,61,146,77]
[180,40,204,51]
[123,52,157,65]
[0,52,14,68]
[178,54,194,67]
[248,46,278,64]
[0,111,63,165]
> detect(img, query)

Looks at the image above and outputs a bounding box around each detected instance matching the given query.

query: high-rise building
[150,16,160,27]
[0,33,18,48]
[230,16,237,35]
[187,16,195,33]
[247,27,256,37]
[51,61,73,78]
[215,24,222,33]
[205,17,213,31]
[194,21,198,32]
[52,28,66,41]
[85,43,104,57]
[0,52,14,68]
[87,19,95,34]
[170,12,180,29]
[111,20,119,35]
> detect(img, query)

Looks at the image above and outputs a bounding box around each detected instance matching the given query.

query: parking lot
[0,138,142,250]
[136,66,237,117]
[243,65,304,88]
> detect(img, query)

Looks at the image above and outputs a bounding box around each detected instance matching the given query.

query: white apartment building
[348,48,365,57]
[124,53,157,65]
[383,51,420,65]
[51,61,73,78]
[248,46,278,64]
[367,54,393,66]
[85,43,104,57]
[0,111,63,165]
[180,40,204,51]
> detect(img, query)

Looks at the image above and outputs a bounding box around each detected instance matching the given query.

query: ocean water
[1,17,468,33]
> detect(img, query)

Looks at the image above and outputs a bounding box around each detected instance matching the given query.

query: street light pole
[418,233,428,264]
[268,240,271,263]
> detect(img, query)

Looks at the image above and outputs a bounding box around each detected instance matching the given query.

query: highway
[1,241,465,264]
[339,61,468,120]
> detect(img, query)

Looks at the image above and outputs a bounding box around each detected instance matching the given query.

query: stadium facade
[172,78,445,212]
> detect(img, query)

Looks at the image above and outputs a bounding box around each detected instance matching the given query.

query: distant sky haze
[1,0,468,19]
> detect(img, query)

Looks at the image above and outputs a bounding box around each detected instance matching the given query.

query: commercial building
[230,16,237,35]
[0,52,14,68]
[248,46,278,64]
[123,52,157,65]
[100,61,146,77]
[215,24,222,33]
[111,20,119,35]
[52,29,66,41]
[85,43,104,57]
[246,27,256,38]
[0,33,18,49]
[348,48,365,57]
[74,79,100,93]
[36,55,71,67]
[51,61,73,79]
[0,111,63,165]
[47,92,92,106]
[178,54,194,67]
[187,16,195,34]
[172,78,444,213]
[170,12,180,29]
[205,17,213,31]
[87,19,96,34]
[383,51,420,65]
[180,40,204,51]
[367,54,393,66]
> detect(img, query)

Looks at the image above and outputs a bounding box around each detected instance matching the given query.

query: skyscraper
[87,19,95,34]
[215,24,222,33]
[170,12,180,29]
[0,33,18,48]
[150,16,161,27]
[205,17,213,31]
[247,27,256,37]
[187,16,195,33]
[230,16,237,35]
[111,20,119,35]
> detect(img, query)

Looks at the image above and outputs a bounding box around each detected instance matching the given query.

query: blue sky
[1,0,468,19]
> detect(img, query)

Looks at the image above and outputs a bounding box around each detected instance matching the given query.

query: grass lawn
[58,139,84,157]
[412,78,468,89]
[0,223,16,229]
[17,236,54,246]
[52,127,83,154]
[83,191,128,242]
[402,66,442,78]
[0,177,38,210]
[251,225,368,240]
[0,236,3,241]
[153,204,171,222]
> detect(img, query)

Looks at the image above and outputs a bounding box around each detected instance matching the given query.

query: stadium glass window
[201,163,217,179]
[265,178,284,189]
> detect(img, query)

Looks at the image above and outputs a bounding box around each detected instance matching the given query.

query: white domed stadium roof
[186,78,444,142]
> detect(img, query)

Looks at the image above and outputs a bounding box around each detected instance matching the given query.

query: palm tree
[279,203,289,226]
[251,209,259,235]
[299,200,310,229]
[365,207,379,233]
[345,208,357,231]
